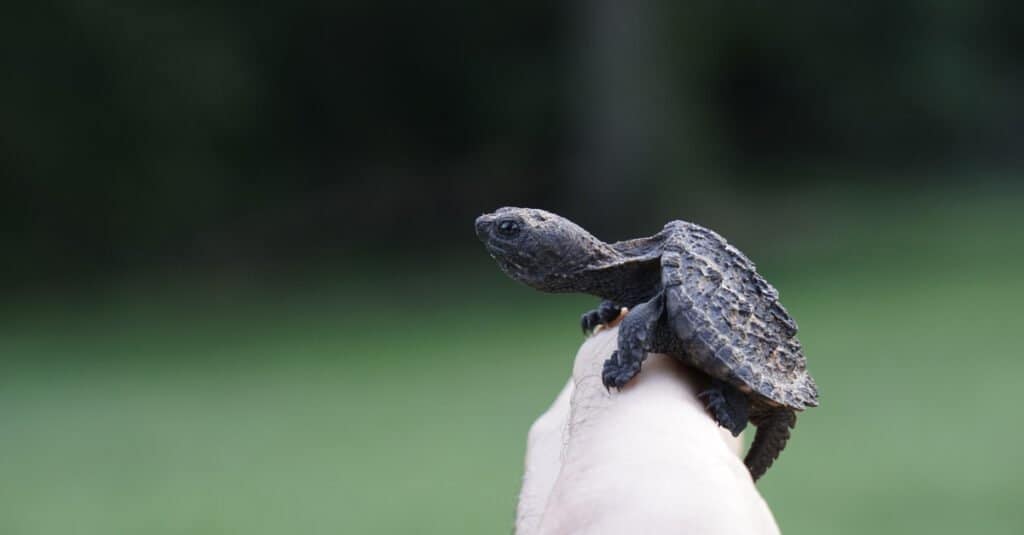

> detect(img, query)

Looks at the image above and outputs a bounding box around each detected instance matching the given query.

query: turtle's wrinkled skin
[475,207,818,481]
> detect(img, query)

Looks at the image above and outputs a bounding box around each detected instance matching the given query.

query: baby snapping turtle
[475,207,818,480]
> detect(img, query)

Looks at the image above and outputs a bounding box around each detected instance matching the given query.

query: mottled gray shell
[663,221,819,410]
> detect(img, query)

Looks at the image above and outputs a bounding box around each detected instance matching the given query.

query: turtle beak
[475,213,495,242]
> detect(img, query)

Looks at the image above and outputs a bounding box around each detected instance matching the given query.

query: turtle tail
[744,408,797,481]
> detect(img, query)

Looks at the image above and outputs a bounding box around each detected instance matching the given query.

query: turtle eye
[497,219,521,237]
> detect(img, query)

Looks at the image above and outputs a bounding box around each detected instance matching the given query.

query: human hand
[515,320,780,535]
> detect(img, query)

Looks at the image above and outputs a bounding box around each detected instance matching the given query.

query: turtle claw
[699,383,749,436]
[580,313,595,335]
[601,351,640,389]
[581,301,623,335]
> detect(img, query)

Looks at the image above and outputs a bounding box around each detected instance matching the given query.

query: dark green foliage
[3,3,1023,282]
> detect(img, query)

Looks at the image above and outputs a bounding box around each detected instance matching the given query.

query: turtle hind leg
[698,379,749,436]
[744,408,797,481]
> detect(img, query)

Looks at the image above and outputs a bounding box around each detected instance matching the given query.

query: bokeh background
[3,3,1023,534]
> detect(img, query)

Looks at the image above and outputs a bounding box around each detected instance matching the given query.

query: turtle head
[475,207,616,292]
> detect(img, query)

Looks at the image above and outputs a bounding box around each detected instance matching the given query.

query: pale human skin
[515,318,781,535]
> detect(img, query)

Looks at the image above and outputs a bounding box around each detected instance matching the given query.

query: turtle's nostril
[474,215,492,240]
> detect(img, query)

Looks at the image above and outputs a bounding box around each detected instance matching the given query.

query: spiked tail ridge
[744,409,797,481]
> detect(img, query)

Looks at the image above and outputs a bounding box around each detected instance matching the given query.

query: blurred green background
[2,3,1023,534]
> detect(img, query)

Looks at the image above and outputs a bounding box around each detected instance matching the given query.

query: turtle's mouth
[484,241,507,256]
[495,255,529,279]
[485,242,534,266]
[486,248,541,285]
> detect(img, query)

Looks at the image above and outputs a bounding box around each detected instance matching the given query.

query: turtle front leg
[580,300,624,334]
[601,293,664,389]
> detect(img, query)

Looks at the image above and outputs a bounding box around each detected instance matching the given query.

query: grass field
[2,192,1022,534]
